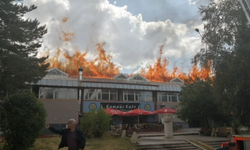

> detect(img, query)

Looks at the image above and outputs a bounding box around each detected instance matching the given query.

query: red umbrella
[124,108,156,116]
[123,108,156,124]
[154,108,177,114]
[105,108,125,116]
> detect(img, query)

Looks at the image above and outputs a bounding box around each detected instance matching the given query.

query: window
[144,92,153,102]
[39,87,53,99]
[157,92,179,102]
[128,91,134,101]
[123,91,153,101]
[158,92,168,102]
[110,90,117,100]
[69,89,77,99]
[169,94,178,102]
[55,88,68,99]
[84,89,117,100]
[39,87,77,99]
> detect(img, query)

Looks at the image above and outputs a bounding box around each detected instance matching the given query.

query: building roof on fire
[28,68,184,92]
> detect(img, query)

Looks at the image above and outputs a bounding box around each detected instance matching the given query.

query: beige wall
[40,99,79,124]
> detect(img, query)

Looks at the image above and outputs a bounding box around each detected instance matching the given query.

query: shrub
[81,109,111,138]
[80,110,96,138]
[0,104,6,135]
[2,92,46,150]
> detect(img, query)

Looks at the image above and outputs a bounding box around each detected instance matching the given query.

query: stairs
[135,142,200,150]
[199,140,229,149]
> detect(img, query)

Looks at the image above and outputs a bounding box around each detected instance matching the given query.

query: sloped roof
[46,68,68,77]
[113,73,128,79]
[170,77,184,83]
[128,74,149,82]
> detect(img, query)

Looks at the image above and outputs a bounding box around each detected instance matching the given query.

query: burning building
[30,67,187,131]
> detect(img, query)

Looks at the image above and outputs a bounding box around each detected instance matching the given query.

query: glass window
[110,93,117,100]
[84,89,117,100]
[162,95,168,102]
[158,92,168,102]
[102,93,109,100]
[145,92,153,102]
[158,92,179,102]
[39,87,53,99]
[128,94,134,101]
[55,88,68,99]
[169,94,178,102]
[123,91,153,102]
[69,89,77,99]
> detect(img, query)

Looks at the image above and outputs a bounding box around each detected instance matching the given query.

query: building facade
[31,68,187,128]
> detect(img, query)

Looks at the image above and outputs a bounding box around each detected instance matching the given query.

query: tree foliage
[193,0,250,132]
[81,109,111,138]
[1,92,46,150]
[0,0,49,96]
[178,80,222,127]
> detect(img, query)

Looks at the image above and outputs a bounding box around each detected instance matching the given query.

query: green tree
[81,109,111,138]
[1,92,46,150]
[0,0,49,97]
[93,109,112,138]
[80,110,96,138]
[178,80,222,127]
[194,0,250,133]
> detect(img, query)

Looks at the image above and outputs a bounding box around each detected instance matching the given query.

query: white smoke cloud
[23,0,204,73]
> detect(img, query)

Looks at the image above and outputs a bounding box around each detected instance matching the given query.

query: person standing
[45,119,86,150]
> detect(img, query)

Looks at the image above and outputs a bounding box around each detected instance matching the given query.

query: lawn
[0,134,135,150]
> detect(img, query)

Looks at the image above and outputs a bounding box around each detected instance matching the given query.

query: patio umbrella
[154,108,177,114]
[123,108,156,124]
[105,108,125,116]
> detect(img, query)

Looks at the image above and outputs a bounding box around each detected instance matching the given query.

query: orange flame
[140,45,212,83]
[46,43,120,78]
[45,17,212,83]
[46,44,211,83]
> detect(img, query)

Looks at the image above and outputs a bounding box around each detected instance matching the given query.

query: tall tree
[0,0,49,96]
[178,80,222,128]
[194,0,250,132]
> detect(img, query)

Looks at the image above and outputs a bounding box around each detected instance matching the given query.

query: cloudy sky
[23,0,210,73]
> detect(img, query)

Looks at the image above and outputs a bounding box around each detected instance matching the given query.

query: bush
[0,104,6,135]
[81,109,111,138]
[1,92,46,150]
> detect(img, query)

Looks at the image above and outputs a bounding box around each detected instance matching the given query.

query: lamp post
[195,28,210,79]
[78,67,83,81]
[78,67,83,114]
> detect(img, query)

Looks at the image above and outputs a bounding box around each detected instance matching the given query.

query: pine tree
[0,0,49,97]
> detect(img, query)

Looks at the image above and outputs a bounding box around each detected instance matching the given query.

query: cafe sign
[100,103,139,111]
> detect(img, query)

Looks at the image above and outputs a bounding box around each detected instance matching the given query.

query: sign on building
[240,0,250,22]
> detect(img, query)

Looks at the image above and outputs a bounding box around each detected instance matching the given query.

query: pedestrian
[216,142,237,150]
[45,119,86,150]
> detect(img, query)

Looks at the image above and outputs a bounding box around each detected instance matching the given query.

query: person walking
[45,119,86,150]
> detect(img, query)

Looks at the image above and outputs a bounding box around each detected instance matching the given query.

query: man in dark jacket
[216,142,237,150]
[45,119,86,150]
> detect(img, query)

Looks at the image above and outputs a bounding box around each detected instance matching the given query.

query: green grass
[0,134,135,150]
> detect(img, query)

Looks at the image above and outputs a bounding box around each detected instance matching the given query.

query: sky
[23,0,210,73]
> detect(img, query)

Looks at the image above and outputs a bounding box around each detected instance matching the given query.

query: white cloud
[23,0,204,73]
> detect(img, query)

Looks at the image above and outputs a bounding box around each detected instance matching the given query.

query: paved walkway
[138,135,229,146]
[137,128,228,146]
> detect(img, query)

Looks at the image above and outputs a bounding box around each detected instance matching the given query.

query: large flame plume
[46,44,211,82]
[140,45,212,83]
[46,43,120,78]
[45,17,212,83]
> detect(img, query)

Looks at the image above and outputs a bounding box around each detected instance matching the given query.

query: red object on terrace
[123,108,156,116]
[105,108,125,116]
[154,108,177,114]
